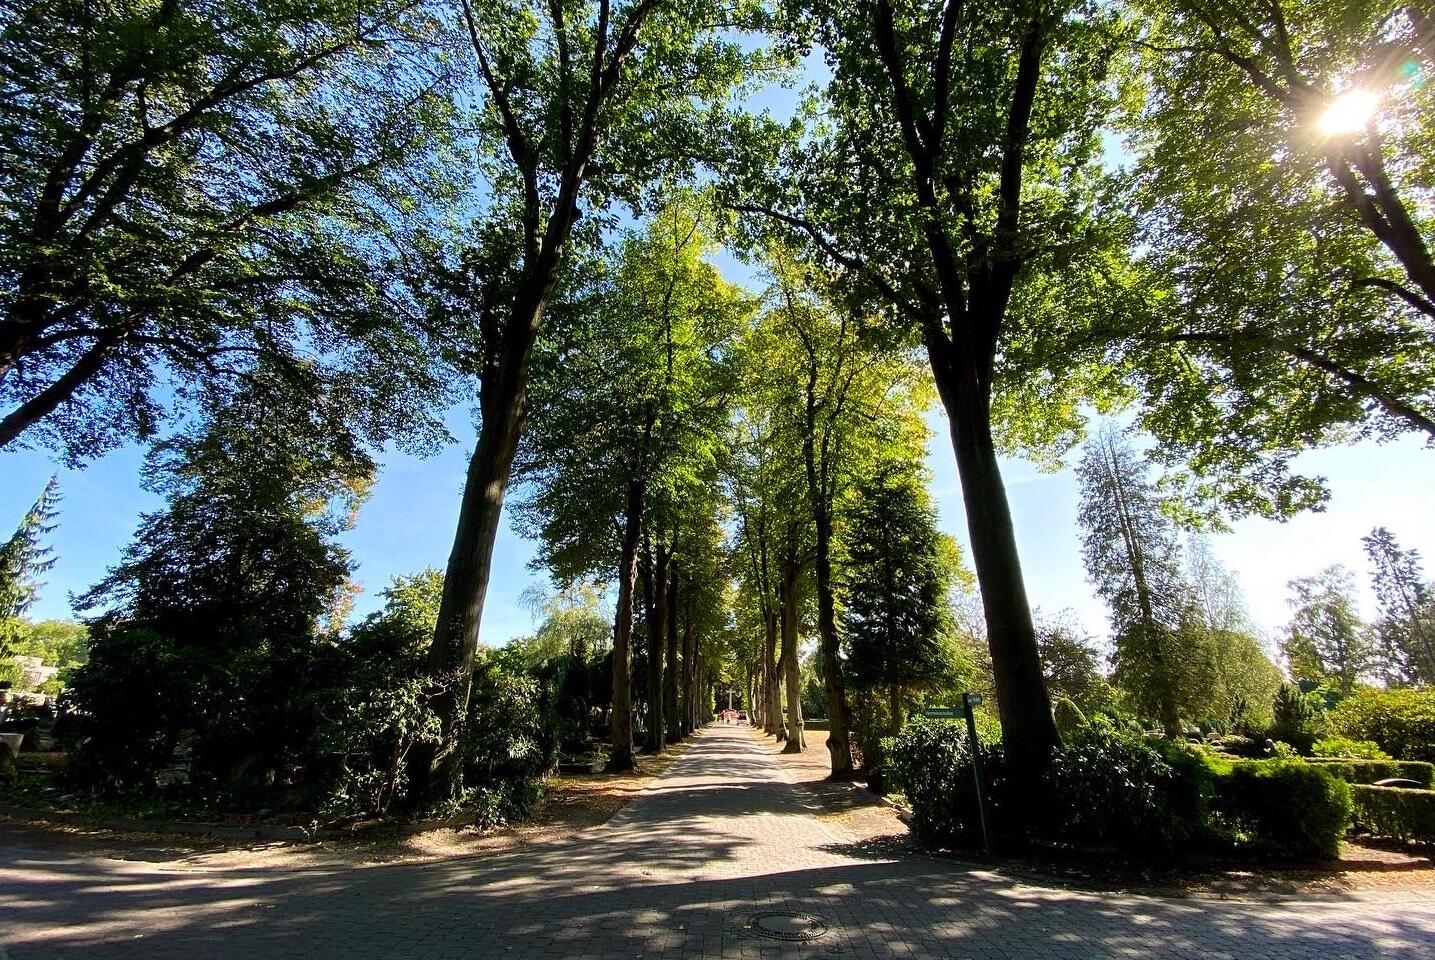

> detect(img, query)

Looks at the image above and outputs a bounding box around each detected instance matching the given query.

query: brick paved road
[3,723,1434,959]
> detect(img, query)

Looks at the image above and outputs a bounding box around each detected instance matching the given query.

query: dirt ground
[751,722,1435,900]
[0,738,695,870]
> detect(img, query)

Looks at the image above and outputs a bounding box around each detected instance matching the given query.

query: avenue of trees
[2,0,1433,836]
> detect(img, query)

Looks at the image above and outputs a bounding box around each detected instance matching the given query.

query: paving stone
[3,724,1434,958]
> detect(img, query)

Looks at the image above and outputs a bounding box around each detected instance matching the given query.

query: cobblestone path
[4,723,1434,959]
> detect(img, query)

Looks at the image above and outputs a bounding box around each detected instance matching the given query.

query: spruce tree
[1363,527,1435,686]
[0,476,61,658]
[841,457,957,736]
[1077,427,1190,736]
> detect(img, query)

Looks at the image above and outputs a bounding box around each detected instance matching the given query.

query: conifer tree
[0,476,61,658]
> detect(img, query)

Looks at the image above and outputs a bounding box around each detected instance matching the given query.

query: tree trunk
[681,583,696,735]
[606,477,646,771]
[930,351,1058,783]
[0,330,124,449]
[812,503,855,776]
[780,561,804,753]
[889,683,903,739]
[665,564,681,741]
[764,608,783,739]
[409,360,534,804]
[646,540,669,754]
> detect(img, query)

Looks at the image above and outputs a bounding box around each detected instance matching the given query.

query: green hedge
[1305,758,1434,789]
[1351,785,1435,843]
[1212,759,1351,859]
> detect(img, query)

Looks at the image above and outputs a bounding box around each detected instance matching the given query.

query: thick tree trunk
[665,564,681,741]
[812,507,854,776]
[606,477,646,771]
[780,563,805,753]
[764,609,782,738]
[410,362,533,804]
[930,352,1058,783]
[646,542,668,754]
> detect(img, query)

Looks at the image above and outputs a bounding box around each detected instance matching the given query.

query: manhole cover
[747,912,830,942]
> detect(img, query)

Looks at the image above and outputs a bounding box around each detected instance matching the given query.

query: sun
[1318,89,1380,136]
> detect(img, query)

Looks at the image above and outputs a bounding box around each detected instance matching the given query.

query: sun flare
[1318,89,1380,136]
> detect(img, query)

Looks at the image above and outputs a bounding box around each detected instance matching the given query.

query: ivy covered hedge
[1350,786,1435,844]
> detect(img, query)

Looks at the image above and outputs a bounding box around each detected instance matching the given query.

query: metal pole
[963,692,994,857]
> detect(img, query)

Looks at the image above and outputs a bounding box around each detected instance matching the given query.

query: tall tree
[0,475,61,658]
[416,0,776,799]
[512,201,745,770]
[68,370,366,791]
[842,456,961,739]
[748,255,926,774]
[1077,426,1190,736]
[0,0,453,460]
[1283,565,1375,695]
[738,0,1129,781]
[1362,526,1434,685]
[1117,1,1435,517]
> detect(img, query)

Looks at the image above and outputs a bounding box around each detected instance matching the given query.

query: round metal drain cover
[747,911,829,942]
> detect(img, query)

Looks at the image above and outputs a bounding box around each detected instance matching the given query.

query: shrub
[1044,721,1209,856]
[316,675,440,818]
[1305,759,1434,789]
[1312,736,1390,760]
[1350,785,1435,844]
[0,746,16,788]
[461,657,556,807]
[1052,697,1086,737]
[886,718,1003,850]
[1212,759,1351,859]
[1330,689,1435,763]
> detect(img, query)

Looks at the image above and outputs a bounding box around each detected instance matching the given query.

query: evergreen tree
[67,373,365,793]
[1283,566,1375,695]
[841,457,960,737]
[0,475,61,658]
[1077,426,1190,736]
[1363,527,1435,686]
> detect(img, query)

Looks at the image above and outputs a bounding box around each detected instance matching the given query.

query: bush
[886,718,1003,850]
[1305,759,1434,789]
[1312,736,1390,760]
[1330,689,1435,763]
[1212,759,1351,859]
[1044,721,1209,856]
[316,675,440,818]
[1350,785,1435,843]
[0,746,16,788]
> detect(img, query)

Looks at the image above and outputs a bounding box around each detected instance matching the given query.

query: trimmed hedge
[1351,785,1435,843]
[1305,758,1434,789]
[1212,759,1351,859]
